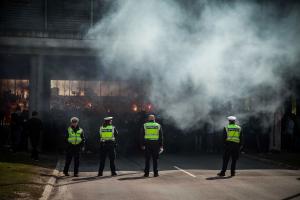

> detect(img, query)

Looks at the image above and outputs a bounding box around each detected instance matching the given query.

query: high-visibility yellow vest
[67,127,83,145]
[144,122,160,141]
[100,125,115,141]
[225,124,241,143]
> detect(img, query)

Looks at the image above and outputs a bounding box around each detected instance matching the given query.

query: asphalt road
[49,154,300,200]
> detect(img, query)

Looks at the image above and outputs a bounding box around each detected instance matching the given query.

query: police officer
[218,116,243,177]
[141,114,163,177]
[98,117,118,176]
[63,117,85,177]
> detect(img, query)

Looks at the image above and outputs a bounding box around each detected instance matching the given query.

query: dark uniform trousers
[98,142,116,174]
[63,145,81,175]
[29,135,40,160]
[144,141,160,174]
[221,142,240,174]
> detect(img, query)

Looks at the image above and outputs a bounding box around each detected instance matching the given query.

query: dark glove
[239,145,244,151]
[81,146,85,152]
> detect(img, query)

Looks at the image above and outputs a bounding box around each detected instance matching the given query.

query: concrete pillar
[29,55,41,116]
[270,108,283,152]
[29,55,52,151]
[29,55,50,118]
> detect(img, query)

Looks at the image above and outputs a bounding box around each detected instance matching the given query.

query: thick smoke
[87,0,300,130]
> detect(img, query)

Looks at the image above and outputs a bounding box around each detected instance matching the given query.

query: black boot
[231,171,235,177]
[63,172,70,176]
[217,172,225,177]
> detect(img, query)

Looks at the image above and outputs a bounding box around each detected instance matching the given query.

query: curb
[39,159,61,200]
[243,154,299,170]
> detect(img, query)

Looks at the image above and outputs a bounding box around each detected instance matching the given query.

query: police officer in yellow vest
[98,117,118,176]
[63,117,85,177]
[218,116,243,177]
[141,114,163,177]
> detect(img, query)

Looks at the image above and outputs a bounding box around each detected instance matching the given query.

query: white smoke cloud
[87,0,300,130]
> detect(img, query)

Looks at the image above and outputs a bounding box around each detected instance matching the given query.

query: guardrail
[0,30,96,40]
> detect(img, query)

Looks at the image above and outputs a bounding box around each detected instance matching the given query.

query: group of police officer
[63,114,242,178]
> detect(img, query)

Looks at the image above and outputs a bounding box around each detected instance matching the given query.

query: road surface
[50,154,300,200]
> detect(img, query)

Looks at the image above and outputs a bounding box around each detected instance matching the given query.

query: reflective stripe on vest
[67,127,83,145]
[100,125,115,141]
[225,124,241,143]
[144,122,160,140]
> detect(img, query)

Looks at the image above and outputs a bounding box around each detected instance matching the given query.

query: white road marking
[174,166,197,178]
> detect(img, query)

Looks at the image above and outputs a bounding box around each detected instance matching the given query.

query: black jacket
[26,117,43,137]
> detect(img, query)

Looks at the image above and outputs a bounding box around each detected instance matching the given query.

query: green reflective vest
[100,125,115,141]
[144,122,160,141]
[67,127,83,145]
[225,124,241,143]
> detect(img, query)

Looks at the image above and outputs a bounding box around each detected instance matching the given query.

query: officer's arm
[159,127,164,147]
[81,130,86,145]
[99,127,102,140]
[114,127,119,141]
[140,127,145,147]
[223,128,227,143]
[65,130,69,144]
[239,129,244,147]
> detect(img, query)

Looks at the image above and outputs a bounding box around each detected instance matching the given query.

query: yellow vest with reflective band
[225,124,241,143]
[144,122,160,141]
[100,125,115,141]
[67,127,83,145]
